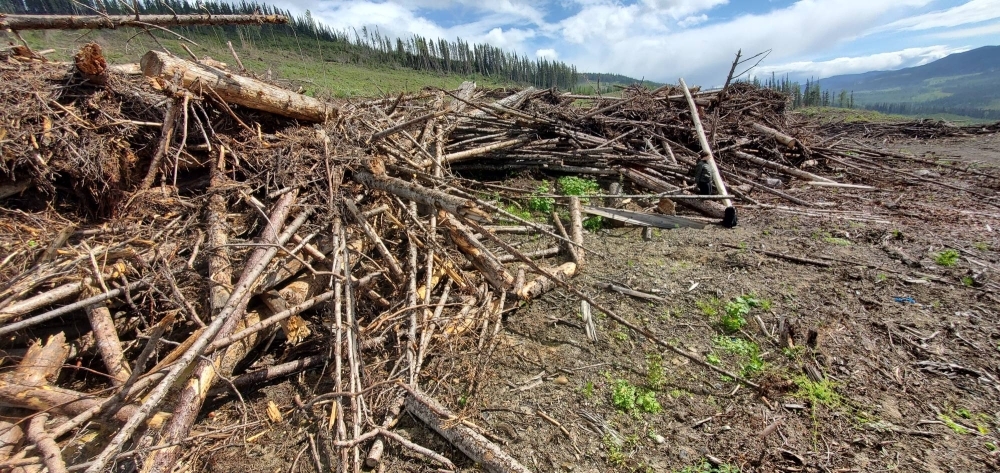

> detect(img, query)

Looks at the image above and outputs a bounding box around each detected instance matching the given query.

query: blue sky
[272,0,1000,86]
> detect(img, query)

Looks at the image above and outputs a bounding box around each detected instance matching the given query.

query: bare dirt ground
[204,134,999,473]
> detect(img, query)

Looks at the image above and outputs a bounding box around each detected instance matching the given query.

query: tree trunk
[140,51,335,122]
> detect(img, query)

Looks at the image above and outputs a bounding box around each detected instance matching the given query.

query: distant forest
[0,0,580,89]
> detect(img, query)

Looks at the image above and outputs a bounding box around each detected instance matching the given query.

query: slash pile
[1,42,998,473]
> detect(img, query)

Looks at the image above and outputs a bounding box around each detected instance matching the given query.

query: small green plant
[721,295,759,332]
[938,414,971,434]
[823,236,852,246]
[611,379,661,415]
[961,276,975,287]
[676,459,741,473]
[934,249,960,267]
[986,442,997,452]
[713,336,765,377]
[503,203,532,221]
[581,381,595,399]
[604,435,626,467]
[794,376,841,408]
[973,242,990,251]
[583,215,605,232]
[611,379,637,413]
[557,176,601,197]
[527,183,554,214]
[635,390,662,414]
[697,298,720,318]
[705,353,721,365]
[612,330,629,342]
[646,354,666,390]
[457,392,469,408]
[875,273,888,283]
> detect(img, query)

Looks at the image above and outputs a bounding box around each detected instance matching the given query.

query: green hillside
[818,46,1000,120]
[2,0,585,98]
[18,29,515,99]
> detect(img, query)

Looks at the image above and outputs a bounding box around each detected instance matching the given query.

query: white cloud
[929,19,1000,38]
[639,0,729,18]
[883,0,1000,31]
[677,14,708,28]
[755,45,967,79]
[561,0,932,84]
[536,48,559,59]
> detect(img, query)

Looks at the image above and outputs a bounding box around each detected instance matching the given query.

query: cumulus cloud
[536,48,559,59]
[755,45,967,79]
[677,14,708,28]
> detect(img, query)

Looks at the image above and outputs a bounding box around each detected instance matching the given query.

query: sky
[270,0,1000,86]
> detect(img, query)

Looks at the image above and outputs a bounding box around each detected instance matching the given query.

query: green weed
[713,336,765,377]
[697,298,720,318]
[721,294,768,332]
[973,242,990,251]
[934,249,960,267]
[676,459,741,473]
[705,353,721,365]
[875,273,888,283]
[611,379,661,415]
[581,381,595,399]
[557,176,601,197]
[823,237,852,246]
[794,376,841,408]
[583,215,605,232]
[527,183,554,214]
[961,276,975,287]
[646,354,666,390]
[604,435,626,467]
[938,414,970,434]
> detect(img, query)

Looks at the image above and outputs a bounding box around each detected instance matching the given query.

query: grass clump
[583,216,605,232]
[823,236,852,246]
[934,249,960,267]
[794,376,841,408]
[611,379,661,415]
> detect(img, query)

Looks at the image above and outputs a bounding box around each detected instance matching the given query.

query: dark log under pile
[1,42,999,473]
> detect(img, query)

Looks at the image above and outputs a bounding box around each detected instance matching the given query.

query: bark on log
[623,168,724,218]
[440,211,513,291]
[353,171,490,222]
[0,378,144,425]
[678,78,732,209]
[732,151,833,183]
[517,262,577,301]
[0,420,23,462]
[751,122,797,149]
[140,51,335,122]
[568,197,586,269]
[0,282,83,324]
[26,415,67,473]
[0,14,288,31]
[83,288,131,386]
[404,385,532,473]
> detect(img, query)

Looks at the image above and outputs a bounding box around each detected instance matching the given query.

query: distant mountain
[574,73,665,94]
[818,46,1000,119]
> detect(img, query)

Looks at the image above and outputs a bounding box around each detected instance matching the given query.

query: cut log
[403,384,532,473]
[353,171,490,222]
[440,211,513,291]
[517,262,577,301]
[751,122,798,149]
[733,151,833,183]
[140,51,335,122]
[568,197,586,269]
[1,14,288,31]
[678,78,733,209]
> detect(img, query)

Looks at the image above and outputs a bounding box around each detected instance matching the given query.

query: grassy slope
[19,28,514,98]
